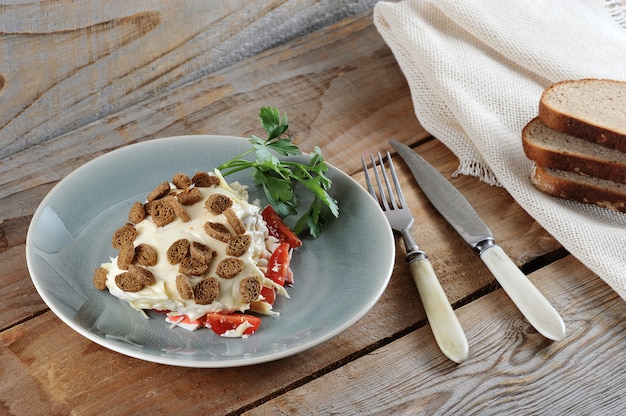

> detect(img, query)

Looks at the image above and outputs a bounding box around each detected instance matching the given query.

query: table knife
[391,140,566,341]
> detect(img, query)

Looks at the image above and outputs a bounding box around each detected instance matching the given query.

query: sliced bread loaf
[538,79,626,152]
[531,166,626,213]
[522,117,626,184]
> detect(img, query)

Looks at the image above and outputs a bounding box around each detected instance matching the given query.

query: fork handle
[409,257,469,363]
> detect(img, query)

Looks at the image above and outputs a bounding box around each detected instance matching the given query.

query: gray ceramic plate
[26,135,394,367]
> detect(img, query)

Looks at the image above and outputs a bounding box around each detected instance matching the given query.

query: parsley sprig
[217,107,339,238]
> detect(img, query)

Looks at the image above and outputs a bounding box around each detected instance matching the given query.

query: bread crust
[522,118,626,184]
[538,79,626,152]
[531,166,626,213]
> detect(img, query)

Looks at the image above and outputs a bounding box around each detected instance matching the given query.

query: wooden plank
[0,13,422,211]
[0,0,380,160]
[244,255,626,415]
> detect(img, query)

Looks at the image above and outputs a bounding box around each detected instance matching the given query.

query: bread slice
[523,118,626,184]
[531,165,626,213]
[538,79,626,152]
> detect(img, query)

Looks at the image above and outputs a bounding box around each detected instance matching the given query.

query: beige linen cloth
[374,0,626,300]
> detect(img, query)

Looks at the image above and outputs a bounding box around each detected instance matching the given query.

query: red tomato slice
[260,286,276,305]
[206,313,261,336]
[266,242,291,286]
[262,205,302,248]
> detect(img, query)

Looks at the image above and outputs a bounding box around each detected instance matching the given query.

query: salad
[92,107,337,338]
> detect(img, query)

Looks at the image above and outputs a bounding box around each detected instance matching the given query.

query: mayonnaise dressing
[103,171,280,322]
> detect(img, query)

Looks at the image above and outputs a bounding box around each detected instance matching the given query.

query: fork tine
[369,153,390,210]
[377,152,401,210]
[361,155,376,199]
[363,152,403,211]
[387,152,407,208]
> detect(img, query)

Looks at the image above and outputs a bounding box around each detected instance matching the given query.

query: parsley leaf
[217,107,339,238]
[259,107,289,139]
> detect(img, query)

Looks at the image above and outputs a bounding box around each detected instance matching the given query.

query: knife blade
[390,140,566,341]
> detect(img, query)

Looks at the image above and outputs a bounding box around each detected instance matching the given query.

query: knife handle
[480,244,566,341]
[409,257,469,363]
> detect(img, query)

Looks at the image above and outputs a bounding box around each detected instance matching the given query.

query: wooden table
[1,2,624,415]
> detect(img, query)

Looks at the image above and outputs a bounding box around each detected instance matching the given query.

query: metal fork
[362,152,469,363]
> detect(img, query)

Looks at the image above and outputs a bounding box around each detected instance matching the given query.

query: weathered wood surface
[246,256,626,416]
[1,2,623,415]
